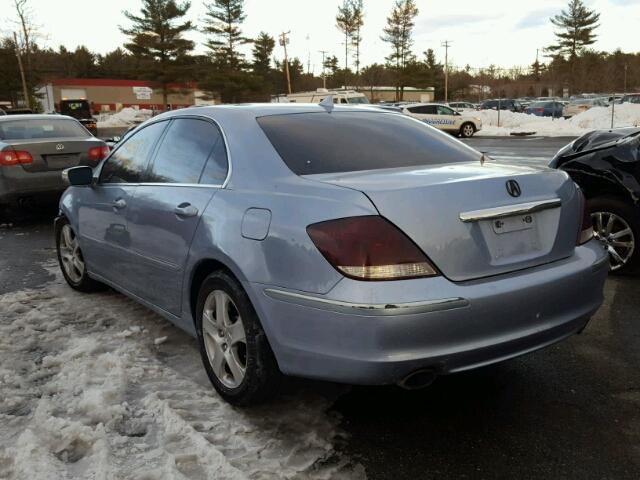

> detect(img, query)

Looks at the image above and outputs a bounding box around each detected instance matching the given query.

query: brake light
[87,145,110,162]
[0,147,32,166]
[576,189,593,245]
[307,216,439,280]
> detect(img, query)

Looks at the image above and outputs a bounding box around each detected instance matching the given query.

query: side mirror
[62,166,94,186]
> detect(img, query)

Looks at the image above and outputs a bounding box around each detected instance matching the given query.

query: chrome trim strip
[459,198,562,223]
[263,288,469,316]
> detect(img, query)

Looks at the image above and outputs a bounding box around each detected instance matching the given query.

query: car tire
[196,270,281,406]
[55,217,106,292]
[588,196,640,275]
[459,122,475,138]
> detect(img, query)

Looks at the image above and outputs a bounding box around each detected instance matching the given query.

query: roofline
[43,78,198,89]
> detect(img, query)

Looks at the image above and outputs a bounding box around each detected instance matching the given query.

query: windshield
[0,118,90,140]
[347,96,369,104]
[257,111,478,175]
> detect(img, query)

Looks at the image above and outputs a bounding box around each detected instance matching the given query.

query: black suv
[59,99,97,135]
[550,128,640,273]
[480,99,524,112]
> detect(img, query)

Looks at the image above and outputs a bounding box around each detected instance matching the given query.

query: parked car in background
[448,101,477,113]
[59,99,98,135]
[0,115,109,210]
[562,97,609,118]
[550,127,640,273]
[621,93,640,104]
[57,104,607,406]
[5,108,34,115]
[0,108,6,116]
[516,98,534,109]
[480,99,524,112]
[525,101,564,118]
[402,103,482,137]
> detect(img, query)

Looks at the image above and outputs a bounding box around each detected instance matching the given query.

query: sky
[1,0,639,73]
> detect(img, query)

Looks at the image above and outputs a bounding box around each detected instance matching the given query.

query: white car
[402,103,482,138]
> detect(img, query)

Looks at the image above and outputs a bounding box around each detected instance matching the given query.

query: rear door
[126,117,228,315]
[78,120,169,290]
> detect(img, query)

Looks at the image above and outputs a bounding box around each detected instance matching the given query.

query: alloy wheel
[59,224,85,283]
[202,290,247,389]
[592,211,635,271]
[463,124,474,137]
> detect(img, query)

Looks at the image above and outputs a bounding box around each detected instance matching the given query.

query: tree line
[1,0,638,110]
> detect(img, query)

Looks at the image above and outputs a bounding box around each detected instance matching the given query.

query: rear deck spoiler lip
[459,198,562,223]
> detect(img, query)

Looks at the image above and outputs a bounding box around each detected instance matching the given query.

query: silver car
[56,105,608,405]
[0,114,108,209]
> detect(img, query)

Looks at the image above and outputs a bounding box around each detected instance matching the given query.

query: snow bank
[476,104,640,137]
[0,264,365,480]
[97,107,153,128]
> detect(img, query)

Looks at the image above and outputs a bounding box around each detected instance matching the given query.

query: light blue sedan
[56,104,608,405]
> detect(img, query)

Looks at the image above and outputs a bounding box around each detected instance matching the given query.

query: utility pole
[319,50,328,89]
[279,31,292,94]
[13,32,30,110]
[624,63,628,95]
[441,40,452,103]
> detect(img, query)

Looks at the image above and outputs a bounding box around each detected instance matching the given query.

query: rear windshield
[60,101,91,118]
[257,111,479,175]
[0,119,90,140]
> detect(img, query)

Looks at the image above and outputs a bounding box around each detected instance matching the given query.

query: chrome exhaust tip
[397,369,437,390]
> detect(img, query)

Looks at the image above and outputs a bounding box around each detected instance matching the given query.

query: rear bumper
[0,169,66,205]
[247,240,608,385]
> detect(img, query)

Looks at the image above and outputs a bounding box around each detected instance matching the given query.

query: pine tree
[547,0,600,60]
[121,0,194,110]
[252,32,275,77]
[350,0,364,80]
[336,0,356,87]
[203,0,250,70]
[381,0,419,100]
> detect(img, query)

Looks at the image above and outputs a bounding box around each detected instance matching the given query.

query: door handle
[113,198,127,210]
[174,203,198,217]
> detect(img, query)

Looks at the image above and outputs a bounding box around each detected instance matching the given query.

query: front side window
[147,118,223,184]
[0,118,90,140]
[99,121,167,184]
[257,111,478,175]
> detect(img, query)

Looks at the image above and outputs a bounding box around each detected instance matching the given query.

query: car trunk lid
[305,162,581,281]
[4,138,103,173]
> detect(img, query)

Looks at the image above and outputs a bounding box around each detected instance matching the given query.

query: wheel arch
[188,256,246,329]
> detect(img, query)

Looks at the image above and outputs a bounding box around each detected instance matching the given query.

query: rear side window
[408,105,437,114]
[257,112,478,175]
[100,121,167,184]
[147,118,223,184]
[0,118,90,140]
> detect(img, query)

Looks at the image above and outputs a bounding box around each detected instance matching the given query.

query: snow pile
[97,108,153,128]
[476,104,640,137]
[0,265,365,480]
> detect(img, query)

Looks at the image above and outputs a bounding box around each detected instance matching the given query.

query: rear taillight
[576,189,593,245]
[307,216,439,281]
[88,145,110,162]
[0,147,32,166]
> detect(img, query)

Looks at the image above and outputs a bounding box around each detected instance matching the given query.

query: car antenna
[319,95,334,113]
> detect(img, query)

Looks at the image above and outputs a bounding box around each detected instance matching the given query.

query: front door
[78,120,169,292]
[126,117,230,316]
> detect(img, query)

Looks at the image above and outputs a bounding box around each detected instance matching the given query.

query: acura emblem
[56,144,65,151]
[506,179,521,197]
